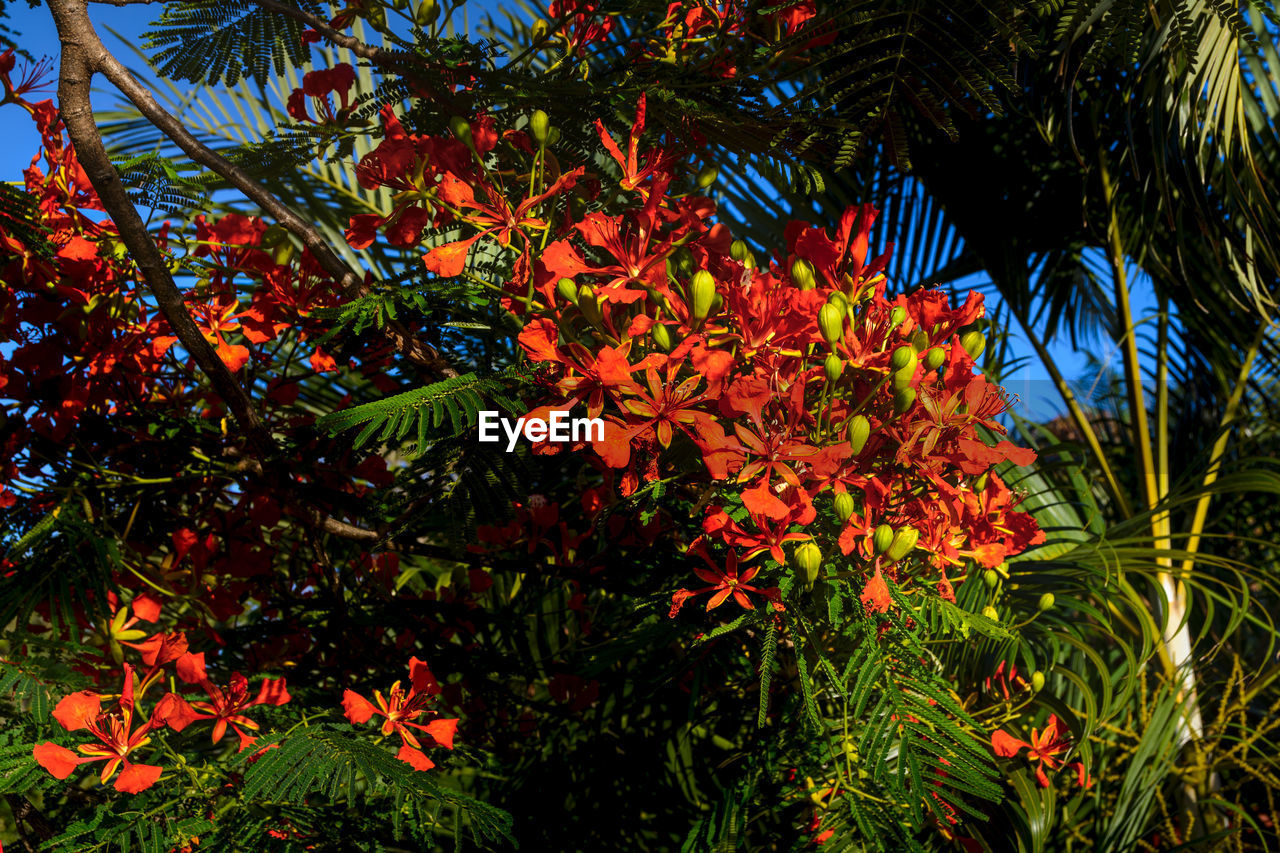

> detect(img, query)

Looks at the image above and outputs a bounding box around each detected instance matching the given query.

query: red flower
[33,665,186,793]
[342,657,458,771]
[668,539,783,617]
[165,652,292,751]
[859,568,891,615]
[991,714,1091,789]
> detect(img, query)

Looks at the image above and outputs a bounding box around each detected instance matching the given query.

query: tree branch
[55,0,456,377]
[47,0,396,546]
[252,0,399,64]
[46,0,273,454]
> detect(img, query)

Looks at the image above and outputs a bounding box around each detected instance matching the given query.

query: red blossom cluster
[348,90,1043,618]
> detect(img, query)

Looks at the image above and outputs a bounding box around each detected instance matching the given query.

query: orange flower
[342,657,457,771]
[991,714,1091,789]
[33,665,187,793]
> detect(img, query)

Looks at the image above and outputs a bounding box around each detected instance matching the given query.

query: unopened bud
[414,0,440,25]
[730,239,750,262]
[652,322,674,351]
[530,109,550,145]
[982,569,998,588]
[1031,671,1046,692]
[556,277,578,304]
[793,541,822,589]
[872,524,895,554]
[1038,592,1055,611]
[847,415,870,456]
[818,303,844,347]
[890,345,915,372]
[824,353,843,383]
[690,270,716,326]
[577,284,603,326]
[924,347,945,370]
[449,116,474,149]
[531,18,551,40]
[696,165,718,188]
[961,330,986,360]
[893,386,916,414]
[791,258,816,291]
[886,526,918,562]
[833,492,855,522]
[981,605,999,621]
[889,305,906,329]
[910,328,928,352]
[827,291,848,314]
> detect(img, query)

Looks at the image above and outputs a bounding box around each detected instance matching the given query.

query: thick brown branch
[62,5,454,377]
[46,0,273,453]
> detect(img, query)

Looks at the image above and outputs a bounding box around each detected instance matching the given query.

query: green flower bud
[791,258,816,291]
[1038,592,1055,611]
[414,0,440,26]
[531,18,551,40]
[793,540,822,589]
[576,284,603,326]
[893,365,915,391]
[652,322,674,351]
[872,524,895,554]
[981,605,999,621]
[690,270,716,326]
[556,277,578,304]
[910,328,929,352]
[886,525,918,562]
[890,345,915,372]
[818,303,844,347]
[824,353,843,383]
[889,305,906,329]
[696,165,718,188]
[530,109,550,145]
[730,240,750,262]
[961,330,986,360]
[893,386,916,414]
[449,116,474,149]
[833,492,856,523]
[847,415,871,456]
[982,569,998,588]
[1031,671,1046,692]
[827,291,848,314]
[924,347,945,370]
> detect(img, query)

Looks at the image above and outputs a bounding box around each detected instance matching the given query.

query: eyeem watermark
[478,410,604,452]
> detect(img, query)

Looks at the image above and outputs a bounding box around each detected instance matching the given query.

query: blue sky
[1,2,1140,422]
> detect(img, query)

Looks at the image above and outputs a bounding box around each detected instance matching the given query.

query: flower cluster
[348,92,1044,620]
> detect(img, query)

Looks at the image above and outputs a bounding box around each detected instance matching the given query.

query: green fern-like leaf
[143,0,321,86]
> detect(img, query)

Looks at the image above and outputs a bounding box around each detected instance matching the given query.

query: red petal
[341,690,377,724]
[422,236,480,278]
[52,691,101,732]
[130,593,162,622]
[153,693,199,733]
[396,744,435,771]
[175,651,208,685]
[253,677,291,707]
[422,718,458,750]
[114,763,163,793]
[991,730,1029,758]
[740,482,790,520]
[33,742,82,779]
[408,657,441,697]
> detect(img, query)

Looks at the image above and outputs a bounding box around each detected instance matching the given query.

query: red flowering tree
[4,1,1271,851]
